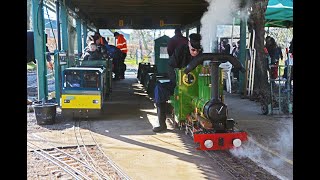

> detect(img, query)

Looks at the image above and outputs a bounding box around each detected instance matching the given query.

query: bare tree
[138,30,153,57]
[129,30,156,61]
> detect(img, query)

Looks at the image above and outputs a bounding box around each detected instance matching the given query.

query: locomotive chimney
[184,53,245,101]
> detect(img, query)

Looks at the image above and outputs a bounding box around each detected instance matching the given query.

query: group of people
[264,35,293,91]
[82,31,128,80]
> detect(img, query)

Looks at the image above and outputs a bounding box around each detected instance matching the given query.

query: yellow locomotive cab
[61,94,102,109]
[59,59,113,118]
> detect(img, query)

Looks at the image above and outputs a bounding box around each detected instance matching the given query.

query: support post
[60,1,69,66]
[83,22,88,48]
[76,18,82,58]
[54,50,61,106]
[55,0,61,51]
[32,0,48,101]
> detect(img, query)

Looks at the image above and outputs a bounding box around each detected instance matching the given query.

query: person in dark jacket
[265,36,283,79]
[152,33,203,132]
[82,41,103,60]
[220,38,231,54]
[167,27,188,57]
[93,33,123,80]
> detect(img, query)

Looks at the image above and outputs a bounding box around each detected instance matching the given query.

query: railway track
[27,140,101,179]
[74,118,131,180]
[204,150,279,180]
[27,117,131,180]
[179,121,280,180]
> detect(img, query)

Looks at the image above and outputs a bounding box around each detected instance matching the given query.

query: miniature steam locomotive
[139,53,248,150]
[170,53,248,150]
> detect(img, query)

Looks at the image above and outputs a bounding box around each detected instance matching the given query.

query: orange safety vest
[99,37,105,45]
[116,34,128,53]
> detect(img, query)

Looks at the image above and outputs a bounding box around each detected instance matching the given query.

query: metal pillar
[83,23,88,49]
[238,10,247,95]
[54,50,61,106]
[55,0,61,51]
[60,1,69,65]
[32,0,48,101]
[76,18,82,58]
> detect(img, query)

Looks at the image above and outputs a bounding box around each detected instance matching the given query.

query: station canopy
[63,0,209,29]
[265,0,293,28]
[63,0,292,29]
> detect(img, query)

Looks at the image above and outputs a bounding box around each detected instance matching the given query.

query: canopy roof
[57,0,292,29]
[265,0,293,28]
[63,0,209,29]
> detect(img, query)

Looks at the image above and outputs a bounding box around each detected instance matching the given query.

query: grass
[27,62,37,71]
[124,58,140,69]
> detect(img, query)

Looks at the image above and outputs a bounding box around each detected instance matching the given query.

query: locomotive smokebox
[204,99,227,131]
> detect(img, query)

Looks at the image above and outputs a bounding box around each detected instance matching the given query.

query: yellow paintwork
[61,94,101,109]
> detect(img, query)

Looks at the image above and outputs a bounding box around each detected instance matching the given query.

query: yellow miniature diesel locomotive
[61,59,112,118]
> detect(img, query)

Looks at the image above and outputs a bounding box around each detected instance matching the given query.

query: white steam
[200,0,240,53]
[230,120,293,180]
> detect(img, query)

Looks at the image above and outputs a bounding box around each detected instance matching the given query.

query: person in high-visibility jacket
[114,32,127,79]
[92,32,123,80]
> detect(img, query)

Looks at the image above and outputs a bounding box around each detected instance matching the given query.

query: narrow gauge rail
[204,150,279,180]
[74,118,131,180]
[27,140,104,179]
[28,119,131,180]
[74,119,109,179]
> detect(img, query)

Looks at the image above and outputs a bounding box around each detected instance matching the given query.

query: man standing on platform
[167,27,188,57]
[114,32,128,79]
